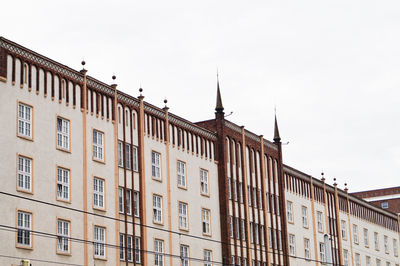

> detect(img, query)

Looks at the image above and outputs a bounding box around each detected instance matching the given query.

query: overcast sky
[2,0,400,192]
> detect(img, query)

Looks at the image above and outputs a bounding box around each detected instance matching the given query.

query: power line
[0,252,84,266]
[0,190,348,265]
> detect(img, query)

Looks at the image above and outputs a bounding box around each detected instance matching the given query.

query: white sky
[2,0,400,192]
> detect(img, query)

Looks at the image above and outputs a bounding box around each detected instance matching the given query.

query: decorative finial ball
[81,60,86,66]
[345,183,347,187]
[164,99,167,104]
[321,172,324,176]
[139,88,143,93]
[333,178,336,182]
[112,75,116,80]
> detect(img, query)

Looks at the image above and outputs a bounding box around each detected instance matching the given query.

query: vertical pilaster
[310,177,319,266]
[260,137,271,265]
[345,187,355,266]
[334,182,344,265]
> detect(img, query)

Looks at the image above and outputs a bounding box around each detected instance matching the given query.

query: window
[249,222,253,243]
[93,130,104,161]
[202,209,211,235]
[132,146,138,171]
[394,239,398,257]
[204,250,212,266]
[119,234,125,260]
[57,117,69,150]
[230,216,234,238]
[153,195,162,223]
[376,259,381,266]
[287,201,293,223]
[381,202,389,209]
[135,237,141,263]
[386,262,391,266]
[200,169,209,195]
[301,206,308,228]
[93,178,105,209]
[179,202,188,230]
[355,253,360,266]
[154,239,164,266]
[17,155,32,192]
[127,235,133,262]
[341,220,346,239]
[317,211,323,232]
[289,234,295,256]
[241,219,245,240]
[17,211,31,247]
[366,256,371,266]
[18,103,32,138]
[57,219,70,253]
[304,238,310,259]
[228,178,232,199]
[177,161,186,188]
[133,191,139,217]
[384,235,389,253]
[125,189,132,215]
[343,249,349,266]
[364,228,369,247]
[118,141,123,167]
[374,232,379,250]
[319,242,326,263]
[353,224,358,244]
[180,245,189,266]
[152,151,161,179]
[57,167,70,201]
[125,143,131,169]
[94,226,105,258]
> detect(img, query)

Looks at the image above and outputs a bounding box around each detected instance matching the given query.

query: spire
[273,113,281,143]
[215,74,224,113]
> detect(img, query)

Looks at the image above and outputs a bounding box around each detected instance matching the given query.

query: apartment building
[0,37,399,266]
[352,187,400,214]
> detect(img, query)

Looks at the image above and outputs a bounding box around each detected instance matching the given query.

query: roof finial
[273,110,281,143]
[215,71,224,113]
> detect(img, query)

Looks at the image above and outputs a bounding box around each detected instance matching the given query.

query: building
[0,37,399,266]
[352,187,400,214]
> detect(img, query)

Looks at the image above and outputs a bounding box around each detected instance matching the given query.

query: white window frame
[125,143,131,169]
[18,102,32,138]
[152,151,161,179]
[57,219,70,253]
[118,141,123,167]
[319,242,326,263]
[202,208,211,235]
[374,232,380,250]
[287,201,293,223]
[353,224,359,244]
[180,244,189,266]
[57,117,69,150]
[119,233,125,261]
[179,201,188,230]
[289,234,295,256]
[344,249,349,266]
[17,155,32,192]
[394,238,398,257]
[200,169,209,195]
[17,211,31,247]
[366,256,371,266]
[57,167,70,201]
[135,236,141,263]
[132,146,138,172]
[134,191,139,217]
[302,206,308,228]
[177,161,186,188]
[154,239,164,266]
[384,235,389,254]
[204,249,212,266]
[364,228,369,247]
[317,211,323,233]
[355,253,360,266]
[304,238,310,259]
[153,194,163,224]
[127,235,133,262]
[341,220,347,239]
[93,130,104,161]
[94,226,106,258]
[93,177,105,209]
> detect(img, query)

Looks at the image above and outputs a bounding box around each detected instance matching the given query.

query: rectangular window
[289,234,295,256]
[317,211,323,232]
[302,206,308,228]
[94,226,105,258]
[179,202,188,230]
[355,253,360,266]
[18,103,32,138]
[228,178,232,199]
[126,189,132,215]
[134,191,139,217]
[204,250,212,266]
[17,211,31,247]
[239,182,243,203]
[384,235,389,253]
[287,201,293,223]
[153,194,162,223]
[180,245,189,266]
[304,238,310,259]
[241,219,245,240]
[133,146,138,171]
[364,228,369,247]
[381,202,389,209]
[57,219,70,253]
[57,117,69,150]
[177,161,186,188]
[119,233,125,260]
[154,239,164,266]
[377,259,381,266]
[135,237,141,263]
[366,256,371,266]
[118,141,123,167]
[319,242,326,263]
[118,187,124,213]
[230,216,234,238]
[374,232,379,250]
[341,220,346,239]
[202,208,211,235]
[93,130,104,161]
[249,222,253,243]
[394,239,398,257]
[344,249,349,266]
[57,167,70,201]
[125,143,131,169]
[200,169,209,195]
[17,155,32,192]
[127,235,133,262]
[353,224,358,244]
[93,177,105,209]
[152,151,161,179]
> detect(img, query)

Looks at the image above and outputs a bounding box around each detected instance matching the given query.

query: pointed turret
[215,80,224,113]
[273,114,281,143]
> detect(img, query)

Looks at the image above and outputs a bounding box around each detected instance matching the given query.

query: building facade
[352,187,400,214]
[0,37,399,266]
